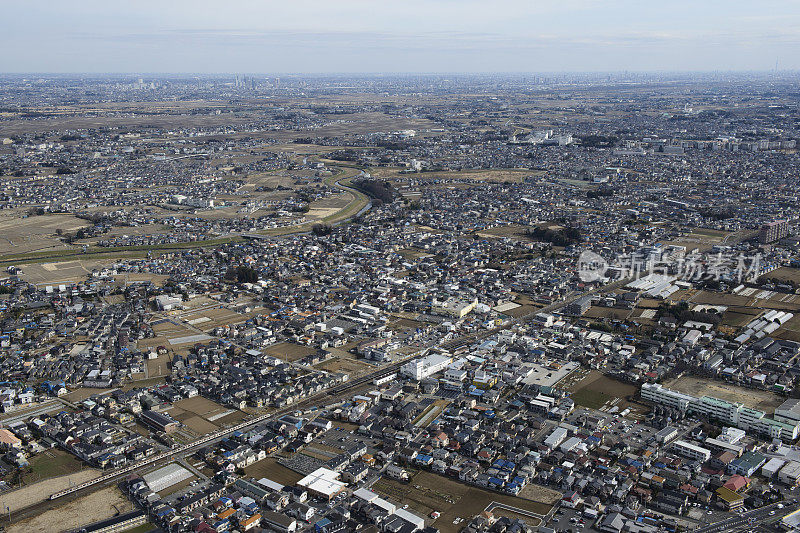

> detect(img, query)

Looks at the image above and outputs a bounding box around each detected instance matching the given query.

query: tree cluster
[352,179,396,203]
[527,225,582,246]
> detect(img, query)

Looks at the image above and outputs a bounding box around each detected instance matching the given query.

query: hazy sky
[4,0,800,73]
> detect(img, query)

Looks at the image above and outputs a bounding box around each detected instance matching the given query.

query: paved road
[694,502,792,533]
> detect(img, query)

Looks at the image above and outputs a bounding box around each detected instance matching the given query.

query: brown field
[720,308,762,327]
[0,214,88,255]
[665,375,782,411]
[315,355,374,376]
[775,314,800,343]
[567,370,644,414]
[0,468,100,512]
[22,449,88,485]
[476,224,536,242]
[244,457,304,486]
[763,267,800,285]
[17,257,121,285]
[7,486,132,533]
[179,306,249,331]
[264,342,318,362]
[397,247,434,260]
[584,306,633,320]
[660,228,732,252]
[373,470,553,533]
[167,396,244,434]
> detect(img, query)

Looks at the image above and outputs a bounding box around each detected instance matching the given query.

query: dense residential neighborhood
[2,71,800,533]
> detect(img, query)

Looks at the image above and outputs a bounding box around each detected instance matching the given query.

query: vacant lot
[373,470,552,533]
[168,396,244,434]
[567,370,641,412]
[1,468,100,512]
[23,449,86,484]
[264,342,317,362]
[775,314,800,343]
[315,356,374,377]
[18,257,121,285]
[660,228,732,251]
[665,375,782,411]
[0,214,88,256]
[7,486,132,533]
[476,224,535,241]
[761,267,800,285]
[244,457,304,486]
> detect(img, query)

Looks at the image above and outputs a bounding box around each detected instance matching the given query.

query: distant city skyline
[3,0,800,73]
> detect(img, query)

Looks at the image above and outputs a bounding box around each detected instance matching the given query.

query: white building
[400,353,452,380]
[671,440,711,462]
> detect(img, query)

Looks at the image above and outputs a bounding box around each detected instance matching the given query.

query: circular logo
[577,250,608,282]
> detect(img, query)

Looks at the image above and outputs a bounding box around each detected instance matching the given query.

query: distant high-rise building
[759,219,789,243]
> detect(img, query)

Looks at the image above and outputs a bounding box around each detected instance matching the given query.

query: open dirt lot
[0,468,100,512]
[661,228,733,252]
[264,342,318,362]
[373,470,552,533]
[7,486,132,533]
[763,267,800,285]
[567,370,645,414]
[665,375,783,411]
[17,257,121,285]
[315,355,375,377]
[23,449,88,485]
[0,214,88,255]
[244,457,304,486]
[168,396,244,434]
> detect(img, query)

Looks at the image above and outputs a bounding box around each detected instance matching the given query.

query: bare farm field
[16,257,122,285]
[567,370,644,414]
[0,214,88,255]
[0,468,100,513]
[665,375,782,411]
[7,486,132,533]
[373,470,552,533]
[168,395,247,434]
[244,457,304,486]
[264,342,318,362]
[763,267,800,285]
[315,355,374,377]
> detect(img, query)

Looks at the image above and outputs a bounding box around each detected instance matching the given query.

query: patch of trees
[312,223,333,236]
[577,135,618,148]
[352,179,396,204]
[656,301,721,327]
[590,322,613,333]
[699,207,734,220]
[294,137,314,144]
[328,149,360,162]
[586,188,615,199]
[527,225,581,246]
[375,140,410,151]
[224,265,259,284]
